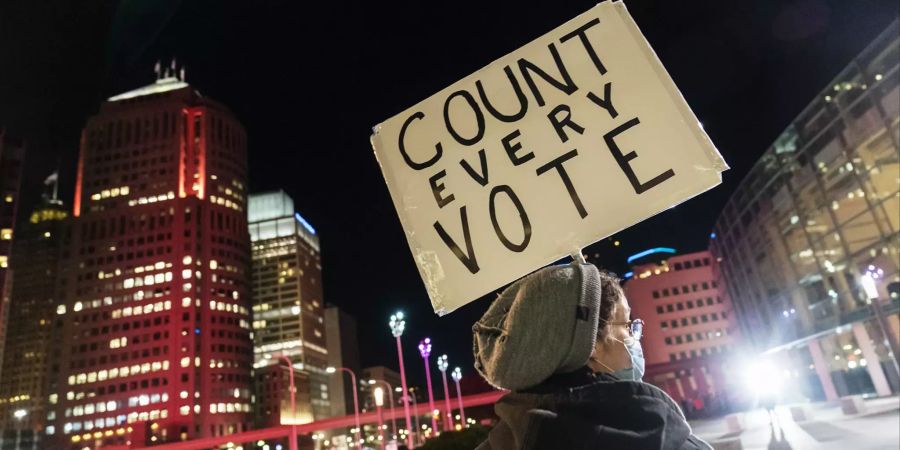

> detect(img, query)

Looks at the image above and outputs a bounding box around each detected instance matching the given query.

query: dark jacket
[477,368,712,450]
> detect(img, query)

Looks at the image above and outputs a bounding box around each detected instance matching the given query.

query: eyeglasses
[606,318,644,341]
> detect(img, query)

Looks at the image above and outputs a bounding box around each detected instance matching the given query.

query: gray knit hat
[472,262,602,391]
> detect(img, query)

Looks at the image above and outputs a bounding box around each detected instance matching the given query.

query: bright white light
[374,387,384,407]
[326,367,336,374]
[848,360,858,369]
[741,361,783,397]
[13,409,26,419]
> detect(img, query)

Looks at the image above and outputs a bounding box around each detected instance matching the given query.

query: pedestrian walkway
[691,396,900,449]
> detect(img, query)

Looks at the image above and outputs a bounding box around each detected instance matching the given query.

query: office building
[711,20,900,401]
[625,249,739,409]
[48,67,253,448]
[0,133,24,378]
[324,305,360,419]
[249,191,329,427]
[359,366,402,412]
[0,184,70,448]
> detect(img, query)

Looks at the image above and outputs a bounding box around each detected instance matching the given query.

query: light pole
[407,387,422,446]
[418,338,438,435]
[389,312,415,449]
[436,355,453,431]
[327,366,362,450]
[368,379,397,441]
[278,356,299,450]
[13,409,26,450]
[451,367,466,427]
[861,265,900,373]
[374,387,386,450]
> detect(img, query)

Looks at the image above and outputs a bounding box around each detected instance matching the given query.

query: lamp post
[418,338,438,435]
[436,355,453,431]
[861,265,900,373]
[389,312,415,449]
[374,387,386,450]
[277,357,299,450]
[12,409,26,450]
[451,367,466,427]
[368,379,397,442]
[327,366,362,450]
[407,387,422,446]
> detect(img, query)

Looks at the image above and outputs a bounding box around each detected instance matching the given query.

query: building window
[662,289,670,297]
[691,317,699,325]
[671,320,678,328]
[696,299,704,308]
[670,354,677,362]
[652,291,660,299]
[687,301,694,309]
[722,311,728,319]
[712,313,719,321]
[673,287,680,295]
[706,297,714,306]
[656,306,664,314]
[675,336,683,344]
[666,304,674,313]
[661,321,668,329]
[674,262,683,270]
[686,334,694,342]
[701,314,709,323]
[665,337,673,345]
[677,303,684,311]
[702,282,709,290]
[680,318,688,326]
[691,283,698,292]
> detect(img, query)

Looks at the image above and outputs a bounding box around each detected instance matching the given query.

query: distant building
[711,20,900,401]
[48,68,253,448]
[248,190,329,427]
[359,366,402,412]
[0,132,24,380]
[625,249,739,410]
[0,186,69,448]
[324,305,360,419]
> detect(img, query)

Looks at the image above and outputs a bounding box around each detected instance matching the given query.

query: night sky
[1,0,897,387]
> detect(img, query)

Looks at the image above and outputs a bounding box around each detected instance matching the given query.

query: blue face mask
[610,336,645,382]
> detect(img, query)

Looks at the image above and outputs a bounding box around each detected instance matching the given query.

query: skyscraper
[248,191,329,427]
[0,132,24,379]
[48,68,253,448]
[0,181,69,449]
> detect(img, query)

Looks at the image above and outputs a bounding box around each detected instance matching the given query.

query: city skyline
[0,3,898,448]
[1,1,897,386]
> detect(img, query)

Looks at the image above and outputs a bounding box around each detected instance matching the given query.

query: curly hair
[596,270,624,342]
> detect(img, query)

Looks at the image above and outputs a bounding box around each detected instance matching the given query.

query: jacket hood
[479,369,711,450]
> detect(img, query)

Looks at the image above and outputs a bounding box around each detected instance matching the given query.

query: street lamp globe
[13,409,26,420]
[452,367,462,382]
[437,355,448,372]
[418,338,432,358]
[389,312,405,337]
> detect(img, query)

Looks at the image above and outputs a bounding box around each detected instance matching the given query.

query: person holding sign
[472,261,712,449]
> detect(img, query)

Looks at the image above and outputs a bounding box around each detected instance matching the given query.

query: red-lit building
[625,249,740,413]
[47,68,253,447]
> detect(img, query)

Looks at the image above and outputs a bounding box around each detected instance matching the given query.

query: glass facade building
[711,20,900,401]
[249,191,330,427]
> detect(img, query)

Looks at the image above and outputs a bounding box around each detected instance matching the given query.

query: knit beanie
[472,261,602,391]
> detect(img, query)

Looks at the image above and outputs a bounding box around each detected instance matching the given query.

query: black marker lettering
[489,185,532,253]
[604,118,675,194]
[547,104,585,143]
[443,90,486,146]
[518,43,578,107]
[586,82,618,119]
[536,149,587,218]
[560,18,608,76]
[429,170,455,208]
[501,130,534,166]
[476,66,528,122]
[398,112,442,170]
[459,149,489,187]
[434,206,480,274]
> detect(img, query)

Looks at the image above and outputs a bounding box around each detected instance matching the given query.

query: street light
[451,367,466,427]
[418,337,439,434]
[13,409,26,450]
[407,387,422,446]
[861,265,900,373]
[327,366,362,450]
[436,355,453,431]
[278,356,299,450]
[389,312,415,449]
[368,379,397,442]
[374,387,386,450]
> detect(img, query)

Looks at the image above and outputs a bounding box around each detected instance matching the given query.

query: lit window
[0,228,11,240]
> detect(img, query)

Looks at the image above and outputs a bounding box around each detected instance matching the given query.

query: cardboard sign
[371,1,728,315]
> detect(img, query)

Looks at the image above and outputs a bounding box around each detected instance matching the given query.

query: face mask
[609,336,645,382]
